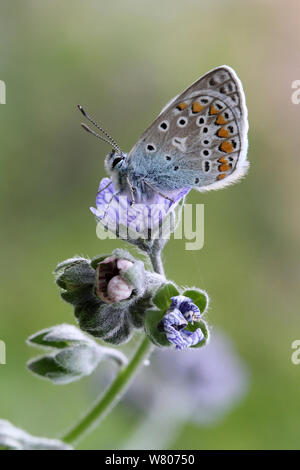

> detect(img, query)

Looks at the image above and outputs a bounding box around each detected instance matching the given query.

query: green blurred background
[0,0,299,449]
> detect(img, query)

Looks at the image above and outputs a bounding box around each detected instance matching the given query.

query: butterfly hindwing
[127,66,248,193]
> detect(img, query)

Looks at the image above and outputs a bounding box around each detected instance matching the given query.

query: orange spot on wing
[177,102,187,110]
[209,104,219,115]
[217,174,226,180]
[217,127,230,138]
[218,157,227,164]
[220,141,234,153]
[219,163,231,172]
[192,102,204,113]
[216,114,227,125]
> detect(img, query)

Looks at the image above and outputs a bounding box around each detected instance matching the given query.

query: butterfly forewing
[127,66,248,193]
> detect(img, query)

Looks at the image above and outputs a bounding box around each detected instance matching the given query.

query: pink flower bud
[95,256,134,303]
[107,275,133,302]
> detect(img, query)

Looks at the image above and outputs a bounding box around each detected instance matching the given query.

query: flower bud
[145,285,209,350]
[95,256,134,303]
[159,305,204,350]
[54,250,165,345]
[0,419,72,450]
[27,324,127,384]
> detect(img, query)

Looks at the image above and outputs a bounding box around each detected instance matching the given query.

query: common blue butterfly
[79,65,249,205]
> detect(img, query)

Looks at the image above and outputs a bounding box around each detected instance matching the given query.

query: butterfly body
[83,65,249,204]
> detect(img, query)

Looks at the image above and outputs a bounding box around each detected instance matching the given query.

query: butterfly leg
[97,180,113,194]
[126,175,136,206]
[142,179,175,204]
[102,191,120,219]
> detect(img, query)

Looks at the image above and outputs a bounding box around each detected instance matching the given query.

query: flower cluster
[91,177,189,253]
[55,249,164,344]
[17,174,216,450]
[159,296,204,350]
[116,331,249,449]
[144,283,209,350]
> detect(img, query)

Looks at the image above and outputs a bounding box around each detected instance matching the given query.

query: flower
[168,295,202,323]
[93,331,249,449]
[150,331,249,425]
[144,284,209,349]
[90,178,190,252]
[95,256,133,303]
[159,295,205,350]
[54,250,164,344]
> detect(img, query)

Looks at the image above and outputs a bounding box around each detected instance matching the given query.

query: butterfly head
[105,149,127,174]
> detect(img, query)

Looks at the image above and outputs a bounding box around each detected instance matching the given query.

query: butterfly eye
[177,117,188,128]
[146,144,156,152]
[159,121,169,132]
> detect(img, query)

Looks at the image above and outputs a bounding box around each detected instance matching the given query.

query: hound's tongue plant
[0,178,210,450]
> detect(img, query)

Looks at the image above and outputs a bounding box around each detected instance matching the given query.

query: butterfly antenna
[77,104,122,152]
[80,123,119,149]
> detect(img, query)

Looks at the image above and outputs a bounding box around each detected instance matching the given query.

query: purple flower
[122,330,249,426]
[169,295,202,324]
[160,296,204,350]
[90,178,190,240]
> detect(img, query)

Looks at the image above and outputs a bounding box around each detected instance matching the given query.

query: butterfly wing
[127,65,248,193]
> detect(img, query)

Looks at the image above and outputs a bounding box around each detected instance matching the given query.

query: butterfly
[78,65,249,205]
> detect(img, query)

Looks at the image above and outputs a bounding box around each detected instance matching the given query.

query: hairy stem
[149,248,165,277]
[61,250,163,447]
[62,335,153,446]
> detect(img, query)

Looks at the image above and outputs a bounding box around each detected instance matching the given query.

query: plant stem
[62,335,153,446]
[62,250,163,447]
[149,248,165,277]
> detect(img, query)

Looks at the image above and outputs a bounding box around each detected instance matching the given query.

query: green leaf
[55,261,95,290]
[28,331,68,349]
[27,355,76,384]
[182,288,209,313]
[144,309,171,347]
[27,324,93,350]
[54,257,87,273]
[152,283,179,312]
